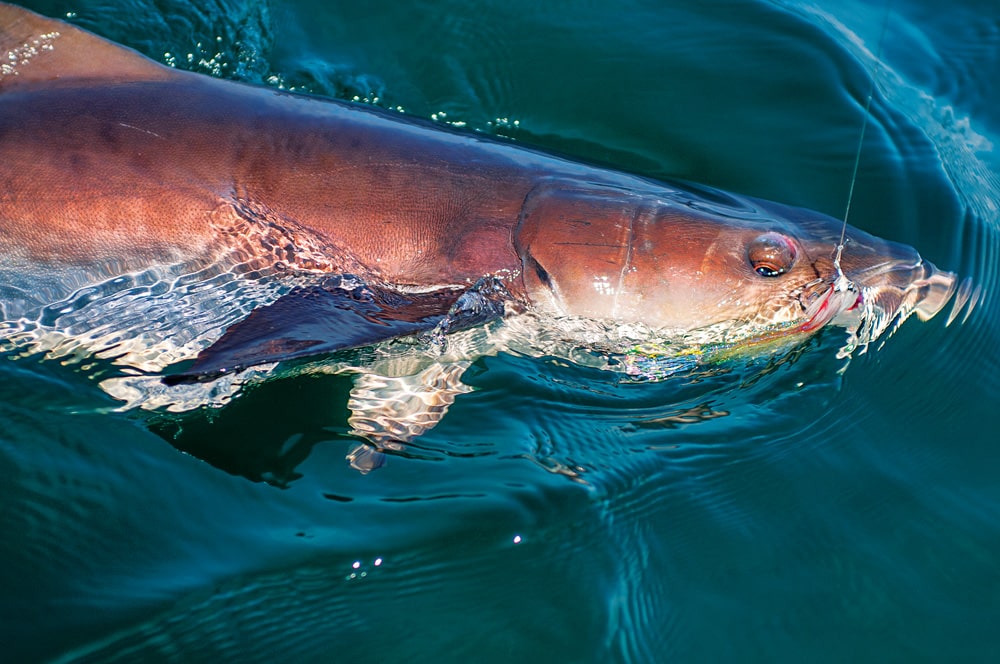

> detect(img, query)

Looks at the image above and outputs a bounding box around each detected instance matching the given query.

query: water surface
[3,0,999,661]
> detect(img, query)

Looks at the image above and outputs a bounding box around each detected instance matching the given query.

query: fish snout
[839,237,961,345]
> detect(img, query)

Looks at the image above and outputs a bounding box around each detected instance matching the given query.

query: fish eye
[748,232,796,277]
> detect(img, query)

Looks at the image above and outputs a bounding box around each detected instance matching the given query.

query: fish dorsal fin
[0,2,180,91]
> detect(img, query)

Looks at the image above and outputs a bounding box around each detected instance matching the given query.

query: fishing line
[833,0,894,292]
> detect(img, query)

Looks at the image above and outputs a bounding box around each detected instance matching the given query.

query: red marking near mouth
[796,285,861,333]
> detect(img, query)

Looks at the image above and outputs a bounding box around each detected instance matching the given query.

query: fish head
[515,181,958,351]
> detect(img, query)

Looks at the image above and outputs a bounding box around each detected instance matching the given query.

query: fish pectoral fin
[0,5,183,92]
[346,362,473,473]
[162,276,465,386]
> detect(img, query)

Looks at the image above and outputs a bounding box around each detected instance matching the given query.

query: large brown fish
[0,4,964,467]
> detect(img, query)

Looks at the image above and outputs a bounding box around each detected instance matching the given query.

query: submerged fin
[346,362,473,473]
[345,444,390,474]
[0,3,180,92]
[163,276,468,385]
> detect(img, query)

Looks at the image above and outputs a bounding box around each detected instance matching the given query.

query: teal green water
[3,0,1000,661]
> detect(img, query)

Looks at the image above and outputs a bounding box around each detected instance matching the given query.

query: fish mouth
[795,276,862,334]
[829,254,977,355]
[718,252,971,358]
[605,250,976,382]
